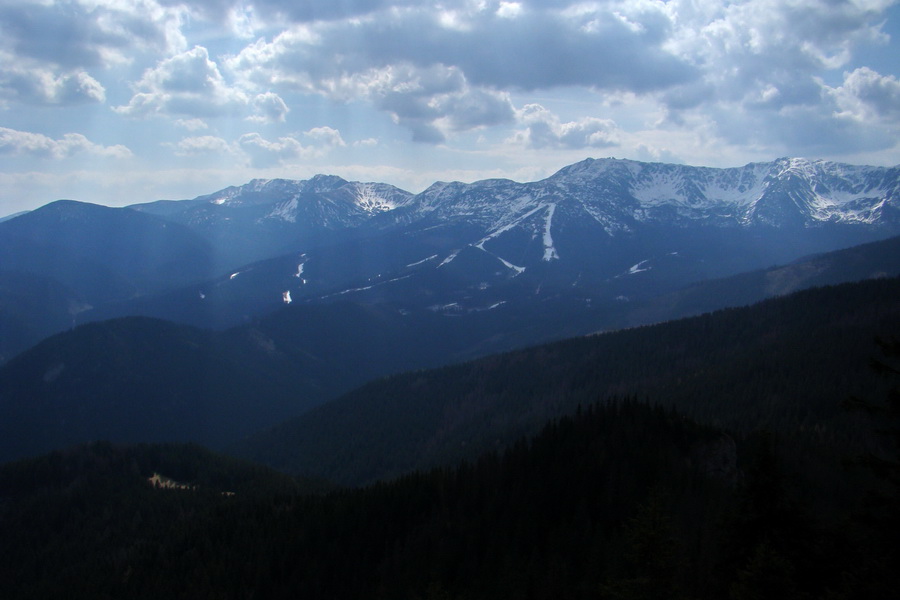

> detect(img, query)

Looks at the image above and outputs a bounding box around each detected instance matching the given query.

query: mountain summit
[547,157,897,225]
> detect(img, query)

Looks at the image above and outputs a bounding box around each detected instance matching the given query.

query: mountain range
[1,156,899,463]
[2,157,898,364]
[123,157,900,320]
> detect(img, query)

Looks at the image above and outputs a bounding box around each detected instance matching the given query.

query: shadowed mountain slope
[231,275,900,486]
[2,237,899,464]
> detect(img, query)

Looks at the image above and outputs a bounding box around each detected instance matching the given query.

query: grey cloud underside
[380,88,515,136]
[169,0,539,24]
[0,3,169,69]
[222,5,699,143]
[844,68,900,118]
[0,69,105,106]
[259,0,401,22]
[528,120,618,150]
[712,100,897,155]
[223,3,695,96]
[301,12,696,92]
[407,122,446,144]
[440,90,516,130]
[0,0,896,162]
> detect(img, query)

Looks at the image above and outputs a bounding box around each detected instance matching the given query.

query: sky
[1,0,899,215]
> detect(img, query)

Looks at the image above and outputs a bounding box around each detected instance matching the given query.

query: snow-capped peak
[303,174,349,193]
[350,182,415,213]
[160,158,898,250]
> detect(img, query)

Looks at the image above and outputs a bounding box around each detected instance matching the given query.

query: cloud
[116,45,294,125]
[434,88,516,131]
[706,94,897,157]
[0,62,105,106]
[660,0,894,117]
[0,127,132,159]
[374,68,515,142]
[238,133,304,167]
[175,118,210,131]
[206,0,410,23]
[440,5,692,92]
[496,2,523,19]
[303,126,345,147]
[139,46,226,94]
[832,67,900,121]
[1,0,898,181]
[0,0,187,69]
[213,0,898,156]
[170,135,234,156]
[116,46,261,120]
[609,0,900,159]
[220,2,694,141]
[229,47,516,142]
[249,91,290,123]
[513,104,621,149]
[226,4,695,93]
[237,127,345,167]
[633,144,682,165]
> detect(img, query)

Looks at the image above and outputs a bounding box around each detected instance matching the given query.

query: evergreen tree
[839,338,900,598]
[600,491,685,600]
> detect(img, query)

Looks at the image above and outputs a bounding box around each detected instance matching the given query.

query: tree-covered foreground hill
[3,397,897,600]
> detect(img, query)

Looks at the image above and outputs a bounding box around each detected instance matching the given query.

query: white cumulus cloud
[237,127,346,167]
[303,126,345,147]
[0,63,106,106]
[116,46,252,119]
[249,91,290,123]
[514,104,621,149]
[832,67,900,121]
[658,0,897,143]
[0,127,132,159]
[170,135,234,156]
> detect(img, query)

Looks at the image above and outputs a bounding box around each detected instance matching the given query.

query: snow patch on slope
[293,255,307,280]
[265,197,299,223]
[628,260,651,274]
[406,254,438,268]
[438,251,460,267]
[496,255,525,276]
[542,203,559,261]
[324,274,413,298]
[474,203,545,250]
[475,246,525,276]
[353,183,401,213]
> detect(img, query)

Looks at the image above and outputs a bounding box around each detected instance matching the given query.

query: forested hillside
[233,276,900,485]
[0,317,321,462]
[6,399,896,599]
[3,235,899,466]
